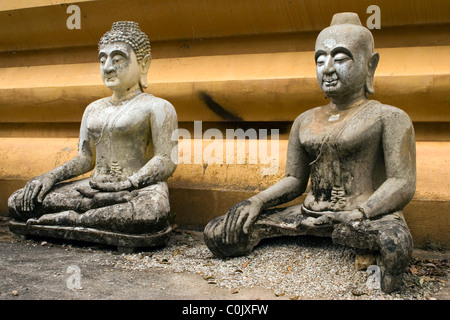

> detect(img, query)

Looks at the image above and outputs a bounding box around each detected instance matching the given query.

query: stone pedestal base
[9,220,171,253]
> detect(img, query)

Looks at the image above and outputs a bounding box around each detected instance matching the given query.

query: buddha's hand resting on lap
[91,190,138,203]
[222,196,264,244]
[89,179,133,192]
[18,174,57,211]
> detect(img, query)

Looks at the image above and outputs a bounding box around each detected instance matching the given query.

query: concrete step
[1,46,449,123]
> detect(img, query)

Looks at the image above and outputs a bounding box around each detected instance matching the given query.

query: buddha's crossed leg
[204,205,412,293]
[9,179,171,234]
[332,211,413,293]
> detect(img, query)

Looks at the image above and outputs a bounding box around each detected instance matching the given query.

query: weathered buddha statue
[8,21,178,251]
[204,13,416,293]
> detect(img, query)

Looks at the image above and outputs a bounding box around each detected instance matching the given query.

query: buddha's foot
[26,210,79,226]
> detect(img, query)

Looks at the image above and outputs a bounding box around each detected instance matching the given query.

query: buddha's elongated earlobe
[139,54,152,89]
[139,74,148,89]
[365,52,379,95]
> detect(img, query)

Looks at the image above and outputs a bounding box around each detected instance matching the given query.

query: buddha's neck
[111,84,142,104]
[331,92,368,111]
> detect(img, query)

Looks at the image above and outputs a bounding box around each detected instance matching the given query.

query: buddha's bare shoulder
[83,97,110,115]
[292,104,328,126]
[139,93,176,114]
[139,93,171,105]
[369,100,413,123]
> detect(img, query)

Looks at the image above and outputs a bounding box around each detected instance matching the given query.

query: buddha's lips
[323,79,338,86]
[323,73,339,86]
[104,73,117,81]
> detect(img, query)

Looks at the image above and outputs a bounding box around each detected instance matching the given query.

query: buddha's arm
[358,108,416,219]
[252,115,311,209]
[127,102,178,188]
[47,107,96,183]
[49,141,95,183]
[222,115,311,240]
[20,107,95,210]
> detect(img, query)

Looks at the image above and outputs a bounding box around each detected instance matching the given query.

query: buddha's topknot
[99,21,151,62]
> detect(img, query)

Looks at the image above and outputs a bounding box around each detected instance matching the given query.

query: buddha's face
[99,42,141,91]
[315,25,374,101]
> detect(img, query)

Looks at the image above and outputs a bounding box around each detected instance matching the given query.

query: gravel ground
[112,228,449,300]
[1,215,448,300]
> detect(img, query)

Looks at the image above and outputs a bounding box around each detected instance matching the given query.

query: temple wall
[1,0,449,247]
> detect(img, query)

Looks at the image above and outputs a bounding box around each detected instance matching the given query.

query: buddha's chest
[299,111,382,159]
[87,103,150,139]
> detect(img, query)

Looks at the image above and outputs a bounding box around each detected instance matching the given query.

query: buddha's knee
[8,189,41,222]
[203,215,257,258]
[8,190,24,221]
[366,219,413,293]
[376,223,413,273]
[378,229,412,293]
[377,231,412,293]
[131,192,170,222]
[129,196,170,234]
[203,216,227,257]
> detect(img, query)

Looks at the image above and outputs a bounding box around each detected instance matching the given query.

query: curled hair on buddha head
[99,21,151,63]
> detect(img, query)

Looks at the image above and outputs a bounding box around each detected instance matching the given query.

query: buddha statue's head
[315,13,379,102]
[98,21,151,92]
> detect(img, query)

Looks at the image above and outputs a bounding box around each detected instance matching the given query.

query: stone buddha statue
[204,13,416,293]
[8,21,178,251]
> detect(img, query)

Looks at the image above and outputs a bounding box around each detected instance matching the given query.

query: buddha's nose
[323,56,336,74]
[102,57,115,73]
